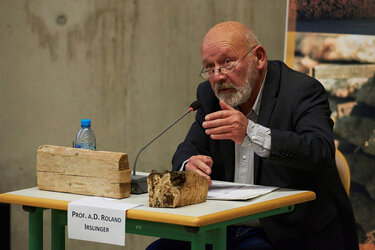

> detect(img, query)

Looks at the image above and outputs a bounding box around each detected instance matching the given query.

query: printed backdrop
[285,0,375,248]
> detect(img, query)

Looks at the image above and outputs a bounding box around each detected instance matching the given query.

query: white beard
[214,61,258,107]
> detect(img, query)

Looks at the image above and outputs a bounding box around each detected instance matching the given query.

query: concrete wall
[0,0,287,249]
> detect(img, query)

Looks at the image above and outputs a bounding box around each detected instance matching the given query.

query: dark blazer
[172,61,358,249]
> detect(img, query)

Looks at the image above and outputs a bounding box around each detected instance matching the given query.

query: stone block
[364,133,375,156]
[318,77,371,98]
[350,190,375,237]
[336,102,357,118]
[313,64,375,79]
[346,153,375,200]
[334,116,375,156]
[356,80,375,108]
[296,33,375,63]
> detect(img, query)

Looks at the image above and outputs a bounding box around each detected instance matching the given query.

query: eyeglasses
[199,45,257,80]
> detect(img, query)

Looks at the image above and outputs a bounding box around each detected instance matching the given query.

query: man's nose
[212,68,227,82]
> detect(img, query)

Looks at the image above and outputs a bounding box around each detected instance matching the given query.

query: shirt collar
[249,69,267,117]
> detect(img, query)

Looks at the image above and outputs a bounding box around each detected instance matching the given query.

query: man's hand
[203,100,249,144]
[185,155,213,186]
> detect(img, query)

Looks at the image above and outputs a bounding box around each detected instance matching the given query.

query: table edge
[0,191,315,227]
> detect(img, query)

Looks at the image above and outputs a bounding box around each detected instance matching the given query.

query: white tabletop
[1,186,315,227]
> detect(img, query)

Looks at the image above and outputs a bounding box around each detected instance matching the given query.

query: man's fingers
[203,112,238,129]
[197,158,212,175]
[184,155,213,187]
[219,100,235,110]
[185,162,210,177]
[203,118,227,129]
[203,156,213,167]
[202,103,249,144]
[205,124,232,135]
[204,101,235,121]
[205,110,231,121]
[191,168,212,185]
[186,155,212,175]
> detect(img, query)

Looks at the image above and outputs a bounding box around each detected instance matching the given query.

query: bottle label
[75,143,96,150]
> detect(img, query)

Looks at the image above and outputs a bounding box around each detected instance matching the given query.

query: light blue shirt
[234,74,271,184]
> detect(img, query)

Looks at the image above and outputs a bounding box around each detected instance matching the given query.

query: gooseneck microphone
[131,100,201,194]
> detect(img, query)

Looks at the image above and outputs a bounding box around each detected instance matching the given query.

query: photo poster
[284,0,375,246]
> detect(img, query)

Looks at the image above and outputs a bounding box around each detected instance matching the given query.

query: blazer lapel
[258,61,280,127]
[255,61,280,183]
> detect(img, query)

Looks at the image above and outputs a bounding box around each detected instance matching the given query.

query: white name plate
[68,197,142,246]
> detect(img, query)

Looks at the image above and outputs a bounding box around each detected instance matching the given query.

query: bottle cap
[81,119,91,127]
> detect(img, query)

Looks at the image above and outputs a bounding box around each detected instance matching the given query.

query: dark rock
[336,101,357,118]
[329,100,357,124]
[318,77,371,98]
[350,190,375,235]
[364,133,375,156]
[347,153,375,200]
[334,116,375,156]
[351,103,375,118]
[335,139,358,153]
[356,79,375,108]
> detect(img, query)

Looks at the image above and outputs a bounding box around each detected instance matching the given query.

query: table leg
[51,209,67,250]
[191,232,205,250]
[23,206,43,250]
[0,203,10,250]
[212,227,226,250]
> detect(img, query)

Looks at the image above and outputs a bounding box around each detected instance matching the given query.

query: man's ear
[254,46,267,70]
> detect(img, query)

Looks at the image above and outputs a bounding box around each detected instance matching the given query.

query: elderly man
[147,21,358,250]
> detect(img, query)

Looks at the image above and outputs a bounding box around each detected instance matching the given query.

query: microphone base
[130,175,148,194]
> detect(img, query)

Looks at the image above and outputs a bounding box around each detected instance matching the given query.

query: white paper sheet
[207,181,278,200]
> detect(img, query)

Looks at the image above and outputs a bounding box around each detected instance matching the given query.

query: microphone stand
[131,108,195,194]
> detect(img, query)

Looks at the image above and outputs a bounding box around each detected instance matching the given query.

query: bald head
[200,21,267,112]
[201,21,260,54]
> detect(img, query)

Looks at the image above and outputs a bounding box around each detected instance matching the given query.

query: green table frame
[23,205,294,250]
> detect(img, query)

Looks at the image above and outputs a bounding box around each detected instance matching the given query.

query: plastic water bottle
[75,119,96,150]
